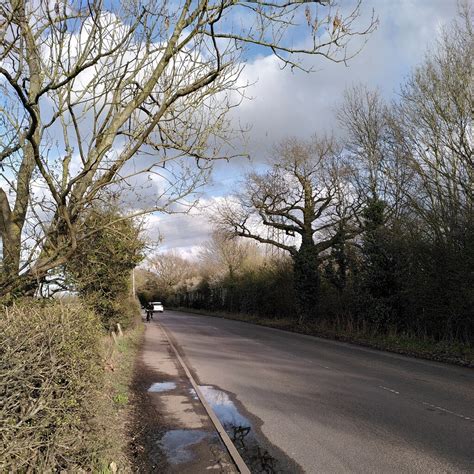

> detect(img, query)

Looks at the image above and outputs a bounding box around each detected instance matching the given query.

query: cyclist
[145,302,153,322]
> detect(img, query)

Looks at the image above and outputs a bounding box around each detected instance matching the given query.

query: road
[158,310,474,473]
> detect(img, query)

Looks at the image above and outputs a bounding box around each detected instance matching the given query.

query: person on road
[145,302,153,322]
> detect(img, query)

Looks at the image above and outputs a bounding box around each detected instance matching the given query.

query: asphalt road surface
[158,311,474,473]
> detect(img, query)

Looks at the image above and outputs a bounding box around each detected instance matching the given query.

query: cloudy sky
[148,0,460,258]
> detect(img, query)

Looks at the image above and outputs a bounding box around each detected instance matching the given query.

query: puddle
[159,429,208,464]
[189,388,199,400]
[199,386,251,428]
[198,385,290,473]
[148,382,177,392]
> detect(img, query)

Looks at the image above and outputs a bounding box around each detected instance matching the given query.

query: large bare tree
[199,230,257,280]
[0,0,376,297]
[216,136,362,320]
[337,84,414,222]
[146,251,196,299]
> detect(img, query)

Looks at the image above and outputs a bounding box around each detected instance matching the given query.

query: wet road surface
[158,311,474,473]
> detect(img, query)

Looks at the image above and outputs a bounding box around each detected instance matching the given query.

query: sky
[144,0,460,259]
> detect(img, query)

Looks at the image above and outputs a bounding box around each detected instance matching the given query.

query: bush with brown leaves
[0,301,105,472]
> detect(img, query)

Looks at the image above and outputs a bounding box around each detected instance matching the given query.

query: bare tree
[198,230,258,309]
[338,85,388,199]
[337,85,413,221]
[147,251,195,298]
[393,4,473,242]
[199,230,257,280]
[216,136,361,320]
[0,0,376,298]
[218,137,361,254]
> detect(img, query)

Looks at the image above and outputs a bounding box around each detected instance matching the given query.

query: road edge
[157,320,251,474]
[169,307,474,368]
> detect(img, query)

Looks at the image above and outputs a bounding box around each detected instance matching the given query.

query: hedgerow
[0,300,105,472]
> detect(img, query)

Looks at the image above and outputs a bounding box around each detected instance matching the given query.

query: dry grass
[98,318,144,472]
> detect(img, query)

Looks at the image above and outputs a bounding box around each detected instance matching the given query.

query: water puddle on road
[159,429,208,464]
[198,385,287,473]
[147,382,177,392]
[189,388,199,400]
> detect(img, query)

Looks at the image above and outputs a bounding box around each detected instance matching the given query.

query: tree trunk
[293,240,320,324]
[0,269,40,300]
[1,222,21,281]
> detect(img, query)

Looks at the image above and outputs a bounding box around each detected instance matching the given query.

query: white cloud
[144,196,226,255]
[229,0,459,158]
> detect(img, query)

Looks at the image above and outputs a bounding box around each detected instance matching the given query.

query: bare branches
[217,199,299,255]
[391,6,472,241]
[0,0,375,296]
[216,135,361,258]
[146,251,197,298]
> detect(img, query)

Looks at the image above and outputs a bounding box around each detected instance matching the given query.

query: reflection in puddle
[189,388,199,400]
[199,386,250,427]
[198,385,283,473]
[159,429,208,464]
[148,382,177,392]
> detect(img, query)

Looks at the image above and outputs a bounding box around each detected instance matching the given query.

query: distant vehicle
[150,302,164,313]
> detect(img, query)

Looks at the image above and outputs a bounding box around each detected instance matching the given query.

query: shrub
[84,293,141,331]
[0,300,105,472]
[66,207,145,329]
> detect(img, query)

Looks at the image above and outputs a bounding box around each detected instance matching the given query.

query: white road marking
[379,385,400,395]
[421,402,472,421]
[377,385,472,422]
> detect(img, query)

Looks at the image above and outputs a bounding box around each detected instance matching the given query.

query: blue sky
[144,0,461,257]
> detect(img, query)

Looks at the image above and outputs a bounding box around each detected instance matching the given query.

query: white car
[150,302,164,313]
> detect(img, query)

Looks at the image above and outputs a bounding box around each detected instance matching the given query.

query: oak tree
[217,136,362,320]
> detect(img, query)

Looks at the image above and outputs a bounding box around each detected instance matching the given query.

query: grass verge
[172,307,473,367]
[97,319,144,472]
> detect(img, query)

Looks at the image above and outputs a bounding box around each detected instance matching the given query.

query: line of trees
[142,7,473,344]
[0,0,375,300]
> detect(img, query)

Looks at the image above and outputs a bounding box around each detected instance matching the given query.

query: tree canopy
[0,0,376,298]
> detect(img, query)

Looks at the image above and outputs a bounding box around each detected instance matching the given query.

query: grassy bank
[173,307,474,367]
[98,317,144,472]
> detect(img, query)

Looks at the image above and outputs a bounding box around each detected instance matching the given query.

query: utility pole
[131,268,136,297]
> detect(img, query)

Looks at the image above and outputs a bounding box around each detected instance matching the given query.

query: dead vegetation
[1,301,104,471]
[0,300,143,472]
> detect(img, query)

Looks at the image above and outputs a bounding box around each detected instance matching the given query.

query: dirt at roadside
[127,317,237,473]
[129,358,169,472]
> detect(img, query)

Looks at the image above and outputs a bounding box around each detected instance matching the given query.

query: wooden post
[117,323,123,337]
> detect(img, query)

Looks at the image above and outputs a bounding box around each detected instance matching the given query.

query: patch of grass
[97,319,144,472]
[113,393,130,405]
